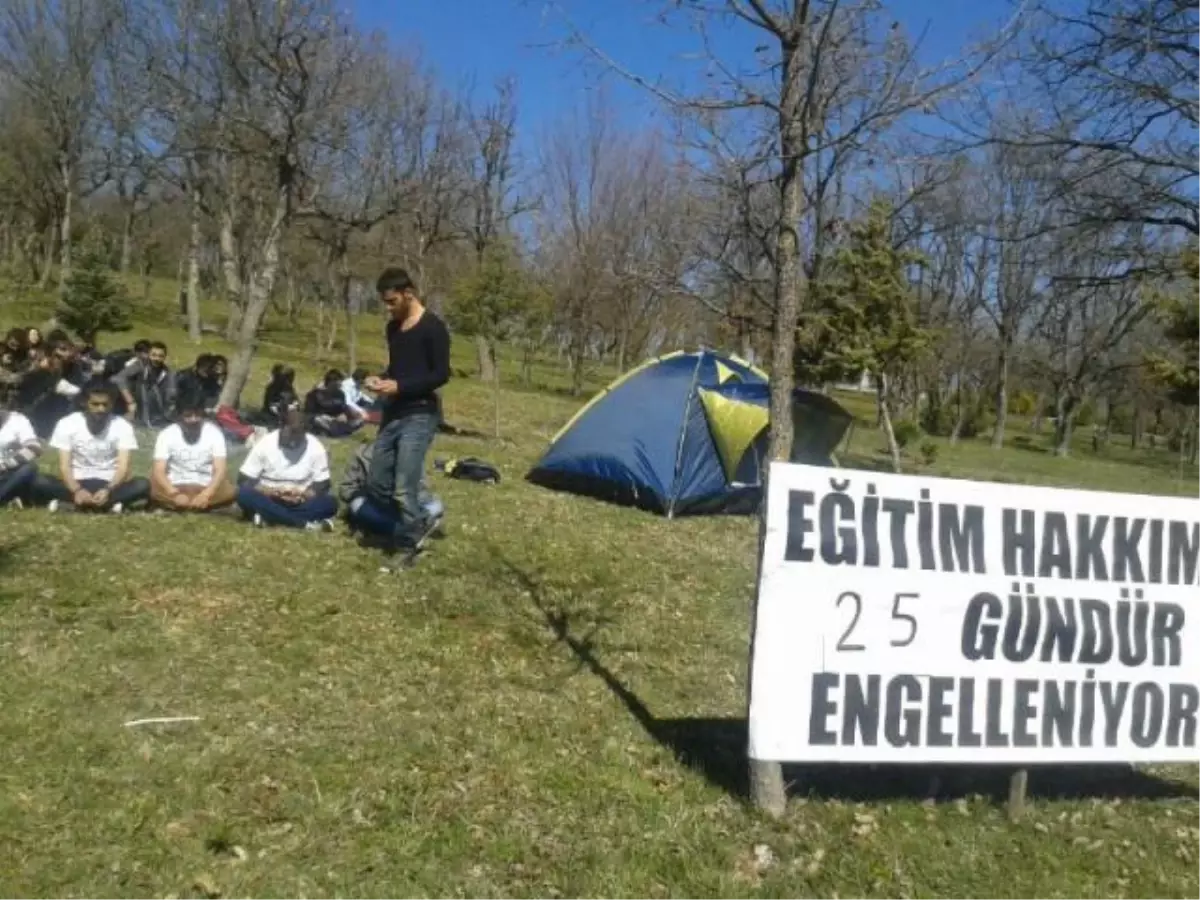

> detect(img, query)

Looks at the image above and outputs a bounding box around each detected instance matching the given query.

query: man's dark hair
[351,367,369,383]
[46,338,72,356]
[47,328,69,343]
[194,353,214,372]
[149,340,167,353]
[274,390,302,427]
[324,368,343,387]
[80,378,119,406]
[376,267,415,295]
[175,387,207,416]
[134,339,151,353]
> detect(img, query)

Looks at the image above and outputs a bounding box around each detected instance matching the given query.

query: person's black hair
[80,378,119,406]
[46,338,72,355]
[175,387,207,416]
[351,367,369,383]
[149,340,167,353]
[376,267,415,295]
[274,390,302,426]
[5,327,27,350]
[324,368,343,386]
[194,352,214,370]
[47,328,69,343]
[134,339,151,353]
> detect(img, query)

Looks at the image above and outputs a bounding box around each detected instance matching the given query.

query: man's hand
[72,488,93,507]
[92,488,110,507]
[193,489,214,509]
[363,375,382,391]
[173,491,194,509]
[374,379,399,397]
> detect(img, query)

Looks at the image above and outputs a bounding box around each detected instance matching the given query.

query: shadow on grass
[493,549,1196,807]
[0,535,33,607]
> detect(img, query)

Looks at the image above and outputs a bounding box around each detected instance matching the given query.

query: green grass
[0,279,1196,897]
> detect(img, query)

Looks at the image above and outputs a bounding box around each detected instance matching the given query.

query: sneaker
[252,512,265,528]
[110,502,124,515]
[7,497,23,511]
[305,518,334,533]
[47,499,60,513]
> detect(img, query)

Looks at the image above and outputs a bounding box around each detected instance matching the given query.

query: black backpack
[435,457,501,484]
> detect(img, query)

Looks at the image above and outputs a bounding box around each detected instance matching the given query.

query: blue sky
[351,0,1019,143]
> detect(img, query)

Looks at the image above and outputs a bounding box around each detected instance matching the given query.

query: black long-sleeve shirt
[381,311,450,426]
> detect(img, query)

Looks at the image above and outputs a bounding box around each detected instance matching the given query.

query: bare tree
[555,0,1021,815]
[1032,225,1155,455]
[462,76,533,382]
[0,0,123,291]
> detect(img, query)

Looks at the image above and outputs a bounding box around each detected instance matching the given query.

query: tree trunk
[878,373,902,473]
[39,221,56,288]
[343,269,357,373]
[990,340,1010,449]
[493,346,502,441]
[58,157,73,293]
[748,25,808,821]
[1053,393,1078,457]
[186,186,203,343]
[476,334,496,383]
[218,190,288,410]
[219,203,244,341]
[120,205,135,274]
[1130,404,1143,449]
[1031,392,1045,434]
[949,386,968,446]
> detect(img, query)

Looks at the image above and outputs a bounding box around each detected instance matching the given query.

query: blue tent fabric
[527,350,771,515]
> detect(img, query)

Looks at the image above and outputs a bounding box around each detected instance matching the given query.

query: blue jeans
[348,494,444,539]
[0,461,37,505]
[366,412,439,546]
[236,485,338,528]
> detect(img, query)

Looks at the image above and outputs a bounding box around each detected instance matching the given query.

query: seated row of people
[0,379,441,550]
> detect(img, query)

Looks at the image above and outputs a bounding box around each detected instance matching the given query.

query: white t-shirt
[239,430,330,491]
[0,411,37,469]
[49,412,138,482]
[153,422,227,487]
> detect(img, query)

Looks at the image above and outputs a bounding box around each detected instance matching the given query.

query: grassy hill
[0,279,1196,897]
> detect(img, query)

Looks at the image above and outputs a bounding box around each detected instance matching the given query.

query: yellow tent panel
[714,360,739,385]
[698,387,769,480]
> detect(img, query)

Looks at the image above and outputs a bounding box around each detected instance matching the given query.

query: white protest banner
[747,462,1200,765]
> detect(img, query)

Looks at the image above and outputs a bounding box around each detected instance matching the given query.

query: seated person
[31,380,150,513]
[0,396,42,508]
[337,440,444,548]
[150,391,237,512]
[113,340,176,428]
[16,344,82,438]
[260,364,296,423]
[304,369,364,437]
[341,368,381,424]
[236,397,337,530]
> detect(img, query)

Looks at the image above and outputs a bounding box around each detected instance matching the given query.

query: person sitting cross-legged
[31,380,150,513]
[0,396,42,508]
[236,398,338,530]
[150,391,237,512]
[338,440,443,548]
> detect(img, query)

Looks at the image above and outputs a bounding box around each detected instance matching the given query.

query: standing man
[364,267,450,553]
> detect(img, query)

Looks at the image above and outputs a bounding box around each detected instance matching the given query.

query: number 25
[835,591,919,651]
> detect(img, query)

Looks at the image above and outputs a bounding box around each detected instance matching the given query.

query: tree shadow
[0,535,34,608]
[492,550,1197,807]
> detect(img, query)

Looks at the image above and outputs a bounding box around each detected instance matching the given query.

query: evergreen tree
[57,233,132,346]
[797,199,932,471]
[449,241,537,438]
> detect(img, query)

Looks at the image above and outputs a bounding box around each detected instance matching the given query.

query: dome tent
[527,349,853,516]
